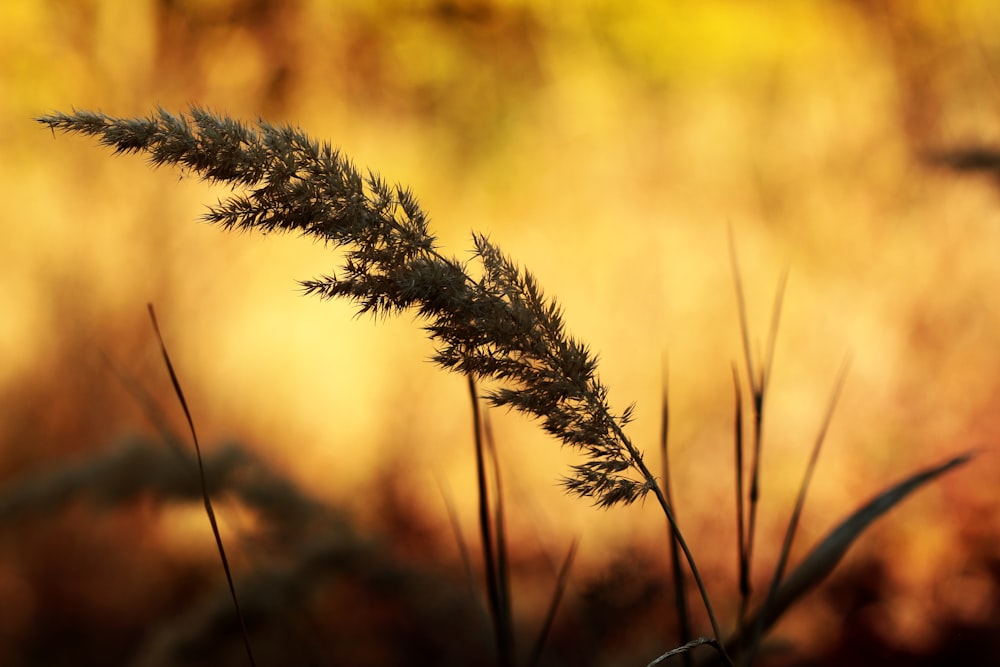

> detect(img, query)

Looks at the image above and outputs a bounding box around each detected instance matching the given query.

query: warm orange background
[2,1,1000,664]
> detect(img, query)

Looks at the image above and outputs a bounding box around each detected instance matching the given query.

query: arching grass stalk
[608,417,729,662]
[38,107,728,660]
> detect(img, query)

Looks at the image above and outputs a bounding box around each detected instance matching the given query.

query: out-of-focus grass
[3,1,1000,661]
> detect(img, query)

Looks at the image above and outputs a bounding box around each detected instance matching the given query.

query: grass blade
[730,450,973,657]
[660,366,693,666]
[760,269,788,401]
[484,408,515,666]
[728,232,765,625]
[147,304,256,667]
[731,363,749,651]
[648,637,727,666]
[727,237,787,664]
[436,473,485,617]
[468,374,514,667]
[741,360,849,665]
[527,538,579,667]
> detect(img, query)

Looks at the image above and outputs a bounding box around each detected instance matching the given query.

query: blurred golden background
[3,0,1000,665]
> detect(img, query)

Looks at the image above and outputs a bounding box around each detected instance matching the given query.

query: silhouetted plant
[38,107,974,666]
